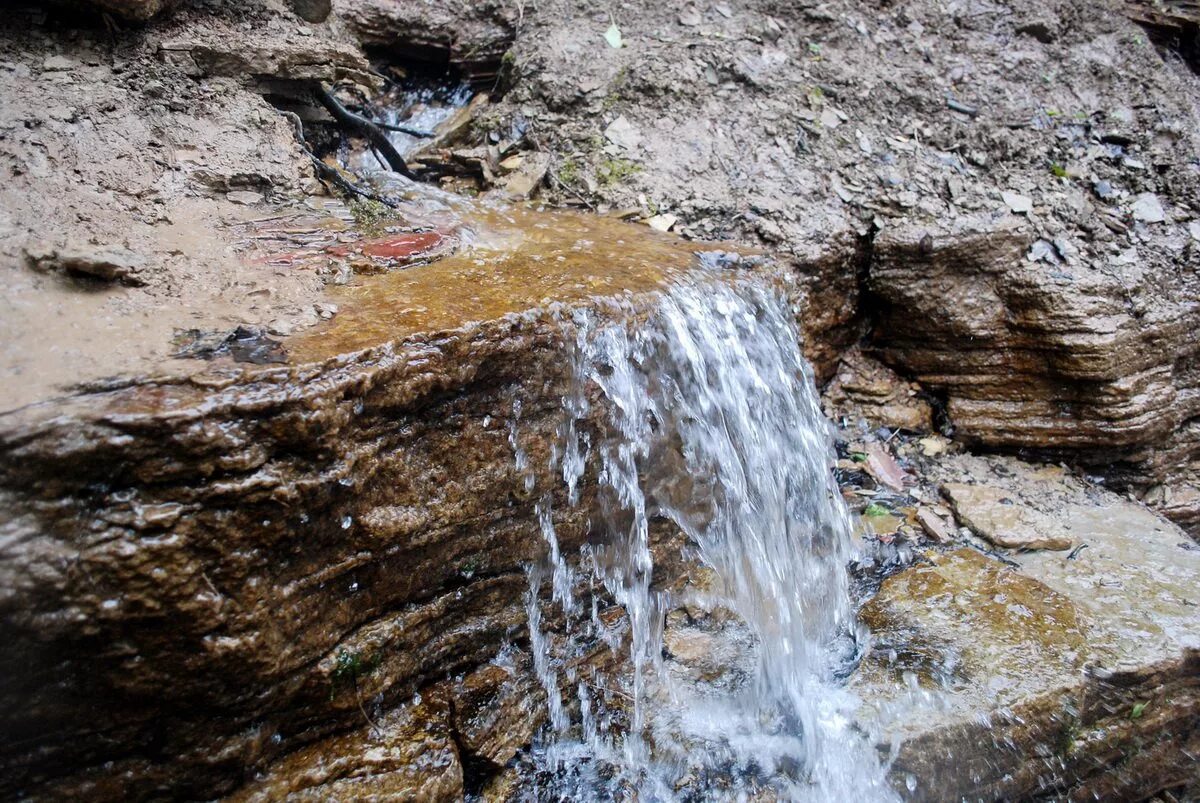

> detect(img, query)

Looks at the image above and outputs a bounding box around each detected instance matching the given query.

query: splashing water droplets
[519,274,895,799]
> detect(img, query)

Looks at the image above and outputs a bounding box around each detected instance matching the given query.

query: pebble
[42,55,76,71]
[1002,191,1033,214]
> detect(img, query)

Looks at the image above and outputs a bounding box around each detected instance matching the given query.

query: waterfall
[521,272,896,800]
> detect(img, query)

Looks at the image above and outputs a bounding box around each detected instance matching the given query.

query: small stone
[918,435,950,457]
[1027,239,1062,264]
[314,302,338,319]
[942,483,1073,550]
[679,7,702,26]
[1002,191,1033,214]
[1189,220,1200,242]
[645,214,677,232]
[819,108,841,129]
[1092,180,1115,200]
[266,318,296,337]
[855,129,873,155]
[227,190,264,206]
[603,116,641,152]
[916,507,955,544]
[1131,193,1165,223]
[29,246,147,286]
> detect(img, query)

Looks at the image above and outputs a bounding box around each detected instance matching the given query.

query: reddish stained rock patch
[327,230,445,260]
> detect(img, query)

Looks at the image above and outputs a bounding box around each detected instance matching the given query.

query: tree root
[278,110,398,208]
[315,84,415,178]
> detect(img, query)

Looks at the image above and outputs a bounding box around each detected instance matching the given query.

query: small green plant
[460,555,483,579]
[332,648,365,687]
[597,156,640,187]
[864,502,890,518]
[557,157,580,186]
[349,198,397,236]
[850,451,868,463]
[1130,701,1149,720]
[1050,163,1068,178]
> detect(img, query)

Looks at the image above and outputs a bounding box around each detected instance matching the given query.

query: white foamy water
[519,273,897,800]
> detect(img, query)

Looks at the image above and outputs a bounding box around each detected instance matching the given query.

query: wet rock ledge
[0,207,727,798]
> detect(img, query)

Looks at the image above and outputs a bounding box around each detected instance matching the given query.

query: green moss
[1050,163,1068,179]
[557,157,580,187]
[349,198,398,237]
[600,67,631,112]
[329,648,382,698]
[459,555,485,579]
[597,156,640,187]
[864,502,890,518]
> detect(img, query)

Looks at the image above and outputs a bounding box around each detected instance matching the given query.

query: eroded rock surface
[859,455,1200,800]
[0,166,753,797]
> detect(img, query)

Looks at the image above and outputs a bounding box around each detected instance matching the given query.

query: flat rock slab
[858,456,1200,800]
[942,481,1074,550]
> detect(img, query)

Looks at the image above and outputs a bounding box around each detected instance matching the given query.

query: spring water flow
[324,88,896,794]
[515,274,897,800]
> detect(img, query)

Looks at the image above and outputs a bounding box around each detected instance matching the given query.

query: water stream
[517,276,896,800]
[327,81,898,799]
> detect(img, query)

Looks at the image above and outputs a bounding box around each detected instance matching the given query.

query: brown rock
[941,482,1074,550]
[449,653,546,771]
[27,245,147,286]
[823,347,932,431]
[231,691,463,802]
[915,506,955,544]
[337,0,517,81]
[0,204,728,798]
[857,482,1200,801]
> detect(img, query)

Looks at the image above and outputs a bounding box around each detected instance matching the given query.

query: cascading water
[327,80,896,796]
[518,273,898,800]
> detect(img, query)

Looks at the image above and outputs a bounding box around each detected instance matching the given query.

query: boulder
[0,203,740,798]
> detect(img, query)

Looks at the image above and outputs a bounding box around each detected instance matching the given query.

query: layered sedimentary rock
[336,0,517,79]
[0,180,743,797]
[868,216,1200,529]
[0,314,572,798]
